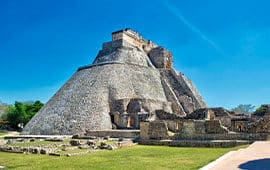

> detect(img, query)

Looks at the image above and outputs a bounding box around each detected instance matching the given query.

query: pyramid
[22,29,207,135]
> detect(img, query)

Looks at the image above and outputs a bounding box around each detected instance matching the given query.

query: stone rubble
[0,136,135,157]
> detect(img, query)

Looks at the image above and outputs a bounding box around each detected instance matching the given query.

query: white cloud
[163,1,226,57]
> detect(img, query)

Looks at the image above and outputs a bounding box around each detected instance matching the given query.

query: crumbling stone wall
[247,115,270,133]
[111,29,158,52]
[148,47,173,69]
[140,121,168,140]
[187,108,232,128]
[182,120,196,134]
[140,119,229,140]
[140,122,150,140]
[231,119,249,132]
[110,99,172,129]
[205,120,229,134]
[159,69,207,115]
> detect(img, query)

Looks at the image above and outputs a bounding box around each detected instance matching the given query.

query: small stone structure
[139,105,270,144]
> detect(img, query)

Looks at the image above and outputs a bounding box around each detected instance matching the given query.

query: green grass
[0,145,246,170]
[57,148,91,155]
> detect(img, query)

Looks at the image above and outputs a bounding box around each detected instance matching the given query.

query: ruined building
[22,28,207,135]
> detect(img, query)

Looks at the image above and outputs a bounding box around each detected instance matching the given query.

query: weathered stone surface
[148,47,173,69]
[247,116,270,133]
[155,110,183,120]
[140,122,150,140]
[146,120,169,140]
[23,62,168,135]
[182,120,196,134]
[187,107,232,128]
[205,120,229,134]
[159,69,207,115]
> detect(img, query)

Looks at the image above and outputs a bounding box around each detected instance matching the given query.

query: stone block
[140,122,150,140]
[194,120,206,134]
[148,47,173,69]
[205,120,228,134]
[148,120,168,140]
[182,121,196,134]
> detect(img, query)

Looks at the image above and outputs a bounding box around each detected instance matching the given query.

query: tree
[24,101,44,122]
[254,105,269,116]
[6,101,44,129]
[231,104,255,114]
[0,101,10,129]
[7,102,26,129]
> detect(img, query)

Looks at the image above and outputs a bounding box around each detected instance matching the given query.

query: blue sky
[0,0,269,109]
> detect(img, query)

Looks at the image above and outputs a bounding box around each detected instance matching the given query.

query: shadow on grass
[239,158,270,170]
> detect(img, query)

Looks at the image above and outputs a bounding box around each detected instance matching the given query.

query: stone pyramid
[22,29,207,135]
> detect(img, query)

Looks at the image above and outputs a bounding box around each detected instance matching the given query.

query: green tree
[6,101,44,129]
[231,104,255,114]
[24,101,44,122]
[7,102,26,129]
[254,105,269,116]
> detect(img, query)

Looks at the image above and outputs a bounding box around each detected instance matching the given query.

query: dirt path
[201,141,270,170]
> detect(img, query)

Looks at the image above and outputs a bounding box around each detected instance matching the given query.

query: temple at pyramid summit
[22,28,208,135]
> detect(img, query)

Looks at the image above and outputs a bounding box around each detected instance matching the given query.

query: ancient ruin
[21,29,270,147]
[139,105,270,146]
[22,28,206,135]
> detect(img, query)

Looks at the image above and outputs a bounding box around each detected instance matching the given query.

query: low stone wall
[85,130,140,138]
[0,146,57,154]
[140,121,169,140]
[4,135,72,140]
[173,133,270,141]
[205,120,229,133]
[139,139,251,148]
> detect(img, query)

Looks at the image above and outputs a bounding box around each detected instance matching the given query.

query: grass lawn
[0,145,246,170]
